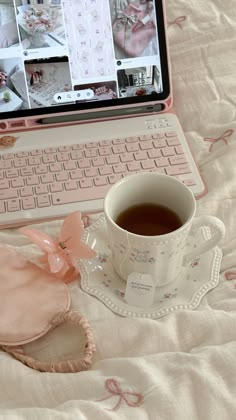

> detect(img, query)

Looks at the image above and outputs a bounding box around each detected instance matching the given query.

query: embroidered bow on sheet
[167,15,187,29]
[97,378,144,411]
[204,129,234,152]
[20,211,96,282]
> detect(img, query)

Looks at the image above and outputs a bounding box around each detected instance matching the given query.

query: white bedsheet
[0,0,236,418]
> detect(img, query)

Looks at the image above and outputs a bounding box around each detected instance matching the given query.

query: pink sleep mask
[0,246,96,373]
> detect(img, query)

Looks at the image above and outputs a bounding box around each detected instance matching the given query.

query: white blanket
[0,0,236,418]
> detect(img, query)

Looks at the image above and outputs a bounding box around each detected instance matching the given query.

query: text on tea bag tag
[125,273,155,308]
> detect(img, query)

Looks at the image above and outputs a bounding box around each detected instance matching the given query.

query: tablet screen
[0,0,170,120]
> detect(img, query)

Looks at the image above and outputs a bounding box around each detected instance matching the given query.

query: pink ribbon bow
[204,129,234,152]
[168,16,187,29]
[98,378,144,411]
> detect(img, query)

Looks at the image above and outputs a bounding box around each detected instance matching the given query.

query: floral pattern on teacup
[130,248,156,264]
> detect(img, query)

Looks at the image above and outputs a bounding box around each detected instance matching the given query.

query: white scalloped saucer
[78,215,222,319]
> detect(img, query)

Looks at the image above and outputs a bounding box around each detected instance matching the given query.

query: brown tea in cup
[115,203,182,236]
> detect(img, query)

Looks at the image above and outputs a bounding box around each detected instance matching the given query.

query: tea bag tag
[125,272,155,308]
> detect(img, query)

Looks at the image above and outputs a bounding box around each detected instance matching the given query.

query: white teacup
[104,172,225,287]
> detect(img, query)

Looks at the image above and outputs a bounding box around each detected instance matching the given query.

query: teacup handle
[183,215,225,265]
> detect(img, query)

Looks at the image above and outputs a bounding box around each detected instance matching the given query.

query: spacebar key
[52,185,110,205]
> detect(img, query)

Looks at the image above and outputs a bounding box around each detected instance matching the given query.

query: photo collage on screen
[0,0,163,113]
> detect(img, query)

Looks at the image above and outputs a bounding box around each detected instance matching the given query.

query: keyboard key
[127,161,141,171]
[162,147,175,157]
[17,151,29,157]
[21,167,33,176]
[126,143,139,152]
[0,160,11,169]
[27,176,39,186]
[152,133,165,139]
[125,136,139,143]
[52,184,109,205]
[2,152,15,159]
[65,180,78,190]
[99,147,111,156]
[0,180,10,189]
[63,161,77,171]
[120,152,133,163]
[150,167,166,174]
[113,138,125,145]
[153,139,166,148]
[56,172,69,182]
[57,152,70,162]
[134,151,147,161]
[80,179,93,189]
[7,199,21,212]
[92,157,105,167]
[84,168,97,177]
[31,149,43,156]
[35,165,47,175]
[22,197,35,210]
[165,131,178,138]
[50,182,64,193]
[14,158,27,168]
[166,137,180,147]
[175,145,184,154]
[58,146,71,152]
[140,141,153,150]
[155,157,169,167]
[35,185,48,195]
[147,149,162,159]
[166,164,191,176]
[112,145,126,154]
[28,156,41,165]
[6,168,19,178]
[113,163,126,174]
[169,155,188,165]
[108,174,122,184]
[72,144,84,150]
[37,195,51,208]
[0,189,18,200]
[99,140,112,147]
[85,142,97,149]
[141,160,156,169]
[84,149,98,158]
[94,176,108,186]
[11,178,24,188]
[41,174,53,184]
[139,134,153,141]
[183,179,197,187]
[70,169,83,179]
[71,150,83,160]
[50,162,63,172]
[42,154,55,164]
[99,166,113,176]
[78,159,91,169]
[44,147,57,154]
[20,186,33,197]
[106,155,120,165]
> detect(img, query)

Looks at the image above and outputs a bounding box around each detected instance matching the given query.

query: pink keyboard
[0,131,197,215]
